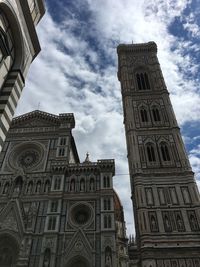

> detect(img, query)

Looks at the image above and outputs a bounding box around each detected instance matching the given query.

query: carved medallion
[74,240,83,252]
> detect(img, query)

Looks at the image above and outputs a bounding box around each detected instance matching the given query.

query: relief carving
[162,212,172,232]
[149,212,158,232]
[174,211,185,232]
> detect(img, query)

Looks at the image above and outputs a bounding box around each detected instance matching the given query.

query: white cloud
[15,0,200,236]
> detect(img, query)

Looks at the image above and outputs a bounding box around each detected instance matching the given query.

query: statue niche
[13,176,23,197]
[43,248,51,267]
[105,246,112,267]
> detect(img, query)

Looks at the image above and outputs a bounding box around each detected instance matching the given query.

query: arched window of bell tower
[146,143,156,162]
[136,72,150,90]
[151,106,161,122]
[140,107,149,122]
[160,142,171,161]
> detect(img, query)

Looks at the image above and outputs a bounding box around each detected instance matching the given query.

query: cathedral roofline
[67,159,115,174]
[117,41,157,54]
[12,110,75,128]
[51,159,115,174]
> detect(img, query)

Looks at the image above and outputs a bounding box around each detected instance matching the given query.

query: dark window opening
[161,143,171,161]
[152,107,161,122]
[136,72,150,90]
[103,176,110,188]
[140,108,148,122]
[147,144,156,162]
[58,147,65,157]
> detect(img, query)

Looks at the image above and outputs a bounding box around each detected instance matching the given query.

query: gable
[0,200,25,237]
[64,229,92,263]
[11,110,61,129]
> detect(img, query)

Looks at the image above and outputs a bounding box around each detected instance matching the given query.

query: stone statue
[105,248,112,267]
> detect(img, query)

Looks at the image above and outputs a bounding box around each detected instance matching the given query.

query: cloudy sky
[16,0,200,235]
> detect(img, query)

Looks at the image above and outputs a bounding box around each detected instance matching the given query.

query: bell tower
[117,42,200,267]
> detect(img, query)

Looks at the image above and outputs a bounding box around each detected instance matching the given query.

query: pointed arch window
[58,147,65,157]
[152,107,161,122]
[146,143,156,162]
[136,72,150,90]
[140,107,148,122]
[160,142,171,161]
[59,137,66,146]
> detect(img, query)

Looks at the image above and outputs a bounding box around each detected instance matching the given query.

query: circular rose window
[71,203,92,226]
[8,142,44,170]
[18,150,40,168]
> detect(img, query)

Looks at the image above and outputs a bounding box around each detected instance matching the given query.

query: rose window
[71,203,92,226]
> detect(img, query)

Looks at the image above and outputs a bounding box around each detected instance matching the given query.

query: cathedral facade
[117,42,200,267]
[0,110,128,267]
[0,0,44,152]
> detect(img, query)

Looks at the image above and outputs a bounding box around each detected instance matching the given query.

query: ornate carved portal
[68,257,89,267]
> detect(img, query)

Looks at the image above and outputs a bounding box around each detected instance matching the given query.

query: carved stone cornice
[117,41,157,55]
[67,159,115,175]
[11,110,75,129]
